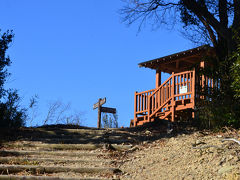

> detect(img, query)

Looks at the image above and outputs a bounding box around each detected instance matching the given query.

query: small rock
[143,141,149,145]
[219,157,226,165]
[227,155,234,161]
[145,130,151,135]
[194,140,206,146]
[233,156,239,162]
[218,165,234,174]
[195,140,201,144]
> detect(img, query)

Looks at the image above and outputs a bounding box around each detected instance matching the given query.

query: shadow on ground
[0,121,198,148]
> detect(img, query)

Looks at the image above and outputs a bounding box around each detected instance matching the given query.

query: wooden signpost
[93,98,116,128]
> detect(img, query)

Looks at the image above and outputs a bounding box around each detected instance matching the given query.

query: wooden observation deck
[131,45,214,127]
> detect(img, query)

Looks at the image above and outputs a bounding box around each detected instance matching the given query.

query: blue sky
[1,0,194,127]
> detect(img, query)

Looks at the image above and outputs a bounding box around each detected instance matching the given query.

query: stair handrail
[148,74,174,119]
[150,74,173,98]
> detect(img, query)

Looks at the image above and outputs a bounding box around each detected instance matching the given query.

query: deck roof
[138,45,213,72]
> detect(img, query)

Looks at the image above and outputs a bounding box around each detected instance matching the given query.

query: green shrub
[0,89,27,128]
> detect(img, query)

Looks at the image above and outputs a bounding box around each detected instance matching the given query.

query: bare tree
[55,102,71,124]
[43,100,62,125]
[101,112,119,128]
[43,100,83,126]
[66,111,83,126]
[28,94,39,127]
[120,0,240,53]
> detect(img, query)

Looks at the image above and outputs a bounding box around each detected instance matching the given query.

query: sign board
[101,107,116,114]
[180,85,188,94]
[93,98,106,109]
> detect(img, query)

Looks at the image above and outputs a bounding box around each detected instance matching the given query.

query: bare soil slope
[0,124,239,180]
[120,128,240,180]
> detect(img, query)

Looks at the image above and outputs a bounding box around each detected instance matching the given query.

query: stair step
[0,175,117,180]
[3,143,133,151]
[0,164,122,175]
[0,150,101,157]
[0,157,114,165]
[17,137,133,144]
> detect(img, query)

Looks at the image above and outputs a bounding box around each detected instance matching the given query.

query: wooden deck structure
[131,45,214,127]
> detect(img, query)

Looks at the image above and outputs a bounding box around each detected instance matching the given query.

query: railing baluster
[166,83,168,101]
[144,93,147,110]
[146,92,150,109]
[136,94,138,112]
[186,73,189,98]
[164,86,165,110]
[177,76,178,96]
[155,94,156,110]
[168,81,170,99]
[138,94,141,112]
[151,95,154,113]
[169,81,171,99]
[190,72,192,95]
[158,88,160,108]
[184,74,186,99]
[161,86,163,105]
[146,92,148,110]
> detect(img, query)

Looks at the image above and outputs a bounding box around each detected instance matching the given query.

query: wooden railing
[134,70,195,124]
[174,71,195,101]
[197,74,219,100]
[134,89,155,115]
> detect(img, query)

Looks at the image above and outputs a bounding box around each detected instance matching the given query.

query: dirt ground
[0,124,240,180]
[120,128,240,180]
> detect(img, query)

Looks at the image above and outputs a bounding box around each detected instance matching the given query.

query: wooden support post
[192,69,196,119]
[156,68,161,88]
[97,101,102,129]
[200,61,205,100]
[134,91,137,126]
[93,98,106,129]
[171,72,175,122]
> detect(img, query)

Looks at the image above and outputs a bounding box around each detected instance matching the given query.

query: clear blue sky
[1,0,194,127]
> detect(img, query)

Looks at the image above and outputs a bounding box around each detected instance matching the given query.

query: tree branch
[219,0,228,28]
[233,0,240,29]
[222,138,240,145]
[198,16,218,47]
[182,0,229,40]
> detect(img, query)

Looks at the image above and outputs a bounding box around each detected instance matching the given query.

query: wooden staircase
[0,127,136,179]
[133,70,196,127]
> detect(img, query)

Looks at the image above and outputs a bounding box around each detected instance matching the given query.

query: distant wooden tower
[131,45,215,127]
